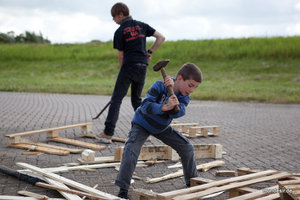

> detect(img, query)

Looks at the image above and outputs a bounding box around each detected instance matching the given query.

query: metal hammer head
[153,59,170,71]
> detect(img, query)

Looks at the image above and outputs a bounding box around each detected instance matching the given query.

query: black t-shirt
[113,19,156,65]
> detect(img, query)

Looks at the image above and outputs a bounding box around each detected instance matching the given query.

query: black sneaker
[118,188,129,199]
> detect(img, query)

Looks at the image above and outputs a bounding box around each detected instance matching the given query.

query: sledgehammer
[153,59,180,113]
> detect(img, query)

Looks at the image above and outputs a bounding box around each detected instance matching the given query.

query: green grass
[0,37,300,103]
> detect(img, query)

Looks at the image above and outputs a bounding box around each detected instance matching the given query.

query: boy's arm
[118,50,124,68]
[147,31,165,60]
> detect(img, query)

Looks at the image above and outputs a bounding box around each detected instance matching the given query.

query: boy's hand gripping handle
[160,68,180,113]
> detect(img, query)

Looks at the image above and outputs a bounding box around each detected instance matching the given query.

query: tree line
[0,31,51,44]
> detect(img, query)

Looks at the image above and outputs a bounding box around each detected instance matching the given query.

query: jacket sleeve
[139,81,164,115]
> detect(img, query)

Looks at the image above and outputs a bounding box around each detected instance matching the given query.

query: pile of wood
[132,168,300,200]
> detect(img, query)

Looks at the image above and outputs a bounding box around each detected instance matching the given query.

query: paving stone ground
[0,92,299,199]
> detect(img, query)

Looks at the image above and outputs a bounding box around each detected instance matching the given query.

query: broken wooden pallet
[17,162,119,200]
[5,122,106,154]
[132,170,291,200]
[170,122,220,137]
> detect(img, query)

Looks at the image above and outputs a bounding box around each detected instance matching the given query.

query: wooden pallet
[115,144,222,162]
[5,123,106,154]
[278,179,300,200]
[132,170,292,200]
[170,122,220,137]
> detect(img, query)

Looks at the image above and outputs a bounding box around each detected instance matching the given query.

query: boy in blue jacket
[115,63,203,199]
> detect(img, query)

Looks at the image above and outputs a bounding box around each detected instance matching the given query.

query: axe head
[153,59,170,71]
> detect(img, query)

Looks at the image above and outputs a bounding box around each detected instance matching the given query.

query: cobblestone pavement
[0,92,299,199]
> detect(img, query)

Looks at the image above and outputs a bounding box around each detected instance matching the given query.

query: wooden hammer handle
[161,68,180,113]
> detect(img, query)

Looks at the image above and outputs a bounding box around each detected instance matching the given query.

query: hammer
[153,59,180,113]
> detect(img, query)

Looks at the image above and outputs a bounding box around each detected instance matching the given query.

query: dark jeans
[104,63,147,136]
[115,123,198,190]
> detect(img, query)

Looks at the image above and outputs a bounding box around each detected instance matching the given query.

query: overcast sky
[1,0,300,43]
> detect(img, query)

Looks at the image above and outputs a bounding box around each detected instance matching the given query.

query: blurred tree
[0,31,51,43]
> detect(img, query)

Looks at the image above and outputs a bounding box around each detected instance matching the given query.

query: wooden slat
[22,139,83,154]
[228,185,279,200]
[158,170,278,199]
[48,137,105,150]
[8,143,70,155]
[6,123,93,138]
[173,172,290,200]
[16,162,119,200]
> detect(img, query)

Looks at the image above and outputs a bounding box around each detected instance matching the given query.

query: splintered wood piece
[146,160,224,183]
[9,143,70,156]
[17,190,48,199]
[16,162,119,200]
[48,136,105,150]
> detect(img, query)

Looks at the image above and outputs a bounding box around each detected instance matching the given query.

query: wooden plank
[146,160,224,183]
[172,172,290,200]
[16,162,119,200]
[8,143,70,155]
[158,170,278,199]
[33,161,146,173]
[131,188,158,200]
[17,190,49,199]
[22,139,83,154]
[6,122,93,138]
[78,156,116,164]
[115,145,171,161]
[48,136,105,150]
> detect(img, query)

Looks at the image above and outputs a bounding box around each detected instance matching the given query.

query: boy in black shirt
[96,2,165,143]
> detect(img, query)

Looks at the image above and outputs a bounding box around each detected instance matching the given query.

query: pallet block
[132,170,291,200]
[278,179,300,200]
[5,123,106,153]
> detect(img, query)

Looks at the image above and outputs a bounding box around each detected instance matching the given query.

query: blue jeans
[115,123,198,190]
[104,63,147,136]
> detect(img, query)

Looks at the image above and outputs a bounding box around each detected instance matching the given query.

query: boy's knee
[178,143,194,157]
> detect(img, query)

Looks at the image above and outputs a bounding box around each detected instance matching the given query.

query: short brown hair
[176,63,202,83]
[111,2,130,17]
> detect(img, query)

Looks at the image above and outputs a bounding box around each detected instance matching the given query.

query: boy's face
[113,13,124,24]
[176,75,200,96]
